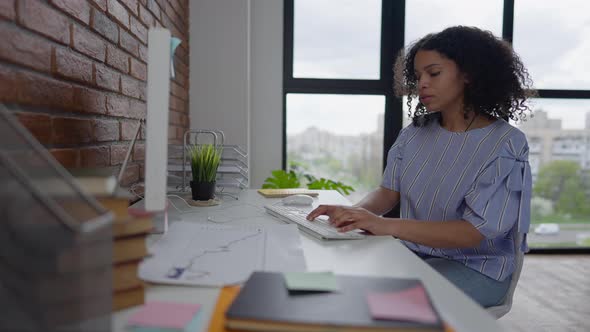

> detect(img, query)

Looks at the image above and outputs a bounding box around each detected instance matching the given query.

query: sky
[288,0,590,134]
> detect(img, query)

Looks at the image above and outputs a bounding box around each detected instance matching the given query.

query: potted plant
[188,143,222,201]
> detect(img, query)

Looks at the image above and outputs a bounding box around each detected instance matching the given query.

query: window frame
[283,0,590,253]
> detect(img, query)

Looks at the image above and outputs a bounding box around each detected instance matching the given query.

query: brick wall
[0,0,190,186]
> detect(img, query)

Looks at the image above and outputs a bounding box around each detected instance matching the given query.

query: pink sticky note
[127,301,201,329]
[367,285,438,324]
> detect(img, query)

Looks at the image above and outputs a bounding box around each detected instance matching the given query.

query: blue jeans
[418,254,511,308]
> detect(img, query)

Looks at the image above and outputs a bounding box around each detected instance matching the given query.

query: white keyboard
[264,204,365,240]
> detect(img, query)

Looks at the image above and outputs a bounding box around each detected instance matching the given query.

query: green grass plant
[188,144,222,183]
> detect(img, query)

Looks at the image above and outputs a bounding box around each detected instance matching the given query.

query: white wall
[189,0,283,188]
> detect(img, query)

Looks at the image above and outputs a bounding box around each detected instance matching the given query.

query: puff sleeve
[462,136,532,252]
[381,127,410,192]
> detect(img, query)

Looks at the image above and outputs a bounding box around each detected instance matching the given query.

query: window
[284,0,401,202]
[286,94,385,202]
[405,0,503,46]
[513,0,590,90]
[293,0,382,79]
[284,0,590,251]
[515,100,590,249]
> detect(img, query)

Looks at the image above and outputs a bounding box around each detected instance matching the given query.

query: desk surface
[113,190,502,332]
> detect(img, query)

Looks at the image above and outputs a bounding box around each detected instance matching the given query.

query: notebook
[225,271,445,332]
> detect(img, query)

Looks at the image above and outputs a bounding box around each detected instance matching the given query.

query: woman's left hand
[306,205,393,236]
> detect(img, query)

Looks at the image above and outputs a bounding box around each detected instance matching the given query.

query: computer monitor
[144,28,180,212]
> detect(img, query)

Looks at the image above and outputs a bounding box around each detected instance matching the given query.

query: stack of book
[70,169,154,311]
[0,188,115,329]
[97,190,154,311]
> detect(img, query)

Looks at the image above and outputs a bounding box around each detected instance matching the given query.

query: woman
[306,26,535,308]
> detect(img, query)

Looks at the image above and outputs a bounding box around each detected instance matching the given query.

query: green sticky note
[283,272,339,292]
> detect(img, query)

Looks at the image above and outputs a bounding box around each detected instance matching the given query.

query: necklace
[465,114,478,132]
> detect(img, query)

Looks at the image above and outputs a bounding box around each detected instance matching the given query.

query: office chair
[486,232,525,319]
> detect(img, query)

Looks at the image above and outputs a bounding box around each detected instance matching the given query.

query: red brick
[139,5,155,27]
[138,44,148,63]
[106,44,129,73]
[18,0,70,45]
[168,0,182,17]
[139,163,144,181]
[119,29,139,56]
[168,110,181,125]
[53,117,93,144]
[16,112,53,144]
[80,146,110,167]
[161,14,181,38]
[72,24,106,62]
[121,75,144,100]
[170,81,188,101]
[0,66,18,101]
[119,163,139,186]
[107,0,129,28]
[146,0,160,20]
[120,118,142,140]
[106,94,128,117]
[106,94,144,119]
[132,143,144,161]
[169,95,185,113]
[128,98,146,118]
[163,2,182,30]
[73,87,107,115]
[119,0,138,16]
[0,0,15,20]
[50,148,80,168]
[154,0,166,11]
[54,47,94,84]
[89,0,107,11]
[91,8,119,44]
[92,118,119,141]
[110,144,128,165]
[139,120,145,139]
[13,68,76,110]
[130,15,147,44]
[173,69,186,88]
[50,0,90,25]
[129,57,146,81]
[176,126,185,142]
[173,55,187,75]
[95,63,120,92]
[0,22,52,73]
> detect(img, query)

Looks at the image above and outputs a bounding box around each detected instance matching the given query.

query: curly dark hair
[394,26,536,126]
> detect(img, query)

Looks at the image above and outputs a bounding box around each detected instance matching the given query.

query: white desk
[113,190,502,332]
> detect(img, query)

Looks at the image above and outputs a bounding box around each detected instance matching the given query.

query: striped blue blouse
[381,117,532,281]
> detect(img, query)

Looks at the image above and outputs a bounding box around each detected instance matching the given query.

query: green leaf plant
[262,169,355,196]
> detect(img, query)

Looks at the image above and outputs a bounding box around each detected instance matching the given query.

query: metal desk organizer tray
[167,129,248,199]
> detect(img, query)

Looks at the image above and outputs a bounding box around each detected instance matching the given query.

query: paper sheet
[139,222,306,286]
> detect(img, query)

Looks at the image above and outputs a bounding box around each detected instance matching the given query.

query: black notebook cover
[225,271,444,331]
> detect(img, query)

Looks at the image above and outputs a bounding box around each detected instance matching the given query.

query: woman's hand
[306,205,393,236]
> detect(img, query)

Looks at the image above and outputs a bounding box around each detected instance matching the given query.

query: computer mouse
[281,194,314,206]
